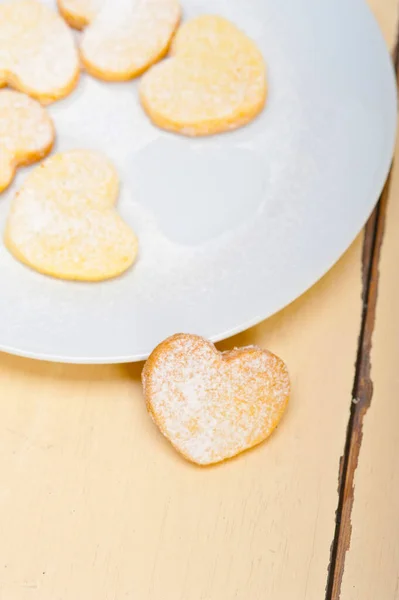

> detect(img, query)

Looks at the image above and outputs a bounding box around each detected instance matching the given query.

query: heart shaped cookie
[139,15,267,137]
[0,90,54,193]
[0,0,79,104]
[58,0,181,81]
[4,150,138,281]
[142,334,290,465]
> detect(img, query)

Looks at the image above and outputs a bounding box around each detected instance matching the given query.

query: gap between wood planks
[325,34,399,600]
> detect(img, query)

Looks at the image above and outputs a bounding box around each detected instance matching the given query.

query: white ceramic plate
[0,0,396,363]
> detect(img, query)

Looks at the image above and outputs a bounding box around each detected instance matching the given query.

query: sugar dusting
[0,90,53,152]
[143,335,290,465]
[0,0,79,99]
[68,0,181,77]
[5,150,138,280]
[0,89,53,189]
[140,15,267,135]
[60,0,103,23]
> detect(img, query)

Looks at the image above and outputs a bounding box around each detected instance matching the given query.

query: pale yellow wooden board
[341,164,399,600]
[0,1,395,598]
[0,240,361,600]
[367,0,399,47]
[340,2,399,594]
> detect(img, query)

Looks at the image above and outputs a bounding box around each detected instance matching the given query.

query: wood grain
[0,240,362,600]
[325,2,399,597]
[0,1,395,599]
[339,50,399,600]
[326,172,392,600]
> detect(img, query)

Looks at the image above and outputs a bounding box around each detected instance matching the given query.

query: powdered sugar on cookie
[58,0,103,28]
[4,150,138,281]
[0,0,79,104]
[140,15,267,137]
[0,90,54,192]
[142,334,290,465]
[59,0,181,81]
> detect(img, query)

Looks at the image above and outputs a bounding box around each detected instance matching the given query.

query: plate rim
[0,0,397,364]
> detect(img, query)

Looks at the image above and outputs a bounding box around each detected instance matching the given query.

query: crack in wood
[325,36,399,600]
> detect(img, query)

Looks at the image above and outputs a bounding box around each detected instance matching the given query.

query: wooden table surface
[0,1,398,599]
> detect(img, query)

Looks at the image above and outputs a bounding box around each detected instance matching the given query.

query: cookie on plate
[139,15,267,136]
[4,150,138,281]
[142,334,290,465]
[0,90,54,193]
[0,0,79,104]
[58,0,181,81]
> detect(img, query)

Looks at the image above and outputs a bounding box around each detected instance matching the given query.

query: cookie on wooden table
[0,0,79,104]
[142,334,290,465]
[0,90,54,193]
[4,150,138,281]
[139,15,267,136]
[58,0,181,81]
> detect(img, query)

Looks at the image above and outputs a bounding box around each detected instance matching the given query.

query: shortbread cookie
[4,150,138,281]
[0,0,79,104]
[139,15,267,137]
[58,0,101,29]
[58,0,181,81]
[142,334,290,465]
[0,90,54,193]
